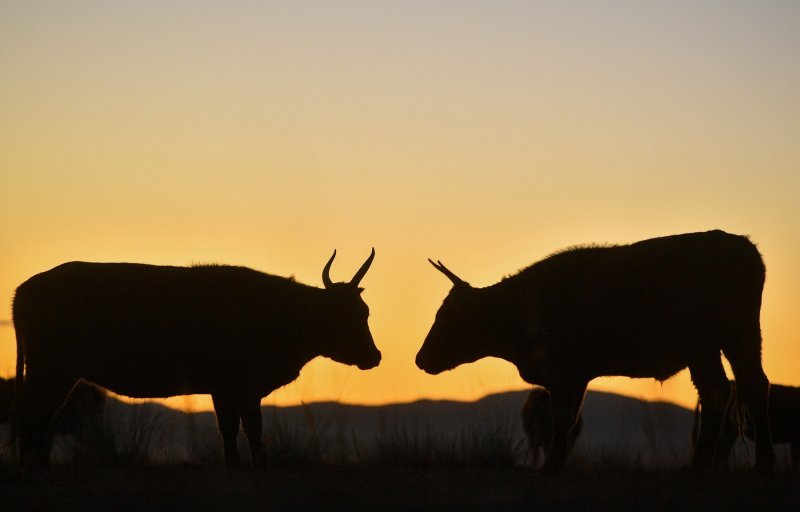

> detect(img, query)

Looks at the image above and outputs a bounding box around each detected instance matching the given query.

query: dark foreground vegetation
[2,465,799,512]
[2,390,799,511]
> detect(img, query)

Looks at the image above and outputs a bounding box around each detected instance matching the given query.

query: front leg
[212,394,241,469]
[541,381,587,476]
[240,396,266,469]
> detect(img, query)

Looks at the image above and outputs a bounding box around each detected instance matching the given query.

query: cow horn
[322,250,336,289]
[350,248,376,286]
[428,259,466,287]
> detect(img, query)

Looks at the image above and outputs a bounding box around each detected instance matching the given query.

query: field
[3,465,800,511]
[2,390,800,511]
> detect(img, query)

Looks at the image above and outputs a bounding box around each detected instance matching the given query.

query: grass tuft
[65,401,168,466]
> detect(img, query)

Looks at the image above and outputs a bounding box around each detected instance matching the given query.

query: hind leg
[689,357,735,471]
[724,330,775,473]
[16,372,76,472]
[240,396,266,469]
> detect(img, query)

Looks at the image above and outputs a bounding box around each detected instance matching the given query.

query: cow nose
[415,352,442,374]
[415,351,426,370]
[358,350,381,370]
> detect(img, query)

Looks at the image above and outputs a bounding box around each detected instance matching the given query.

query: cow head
[319,248,381,370]
[416,260,497,374]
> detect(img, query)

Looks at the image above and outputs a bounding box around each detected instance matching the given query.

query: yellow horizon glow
[1,2,799,413]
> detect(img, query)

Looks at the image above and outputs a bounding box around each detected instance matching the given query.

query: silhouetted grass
[5,392,794,475]
[559,406,685,474]
[5,391,800,512]
[371,416,522,468]
[64,400,170,466]
[0,425,15,467]
[263,403,323,467]
[0,403,675,473]
[47,401,526,470]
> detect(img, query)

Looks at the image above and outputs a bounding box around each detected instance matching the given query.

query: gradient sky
[1,1,798,411]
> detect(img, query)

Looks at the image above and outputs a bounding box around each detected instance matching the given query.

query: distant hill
[249,390,698,469]
[4,389,791,469]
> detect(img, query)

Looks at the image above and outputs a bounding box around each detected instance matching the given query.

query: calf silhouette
[522,387,582,466]
[2,377,105,434]
[417,230,774,474]
[12,249,380,471]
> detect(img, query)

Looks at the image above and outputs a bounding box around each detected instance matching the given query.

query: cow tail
[694,384,749,458]
[729,381,750,456]
[8,328,24,446]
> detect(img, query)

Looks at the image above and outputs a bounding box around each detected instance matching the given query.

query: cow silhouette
[12,249,380,471]
[417,230,774,474]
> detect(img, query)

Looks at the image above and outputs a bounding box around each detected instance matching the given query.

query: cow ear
[358,287,365,294]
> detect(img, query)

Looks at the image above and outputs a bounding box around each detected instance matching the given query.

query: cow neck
[479,278,528,366]
[292,285,332,362]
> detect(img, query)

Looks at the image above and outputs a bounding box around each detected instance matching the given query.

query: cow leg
[689,358,735,471]
[541,382,587,476]
[723,330,775,473]
[567,412,584,454]
[240,397,266,469]
[522,389,550,468]
[15,372,75,473]
[791,442,799,471]
[211,394,241,469]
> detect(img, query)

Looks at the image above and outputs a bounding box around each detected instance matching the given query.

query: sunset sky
[1,1,798,411]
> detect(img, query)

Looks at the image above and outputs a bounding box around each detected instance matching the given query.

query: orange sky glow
[1,2,798,412]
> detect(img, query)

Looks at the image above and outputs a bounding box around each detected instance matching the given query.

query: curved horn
[428,258,466,287]
[350,247,376,286]
[322,250,336,289]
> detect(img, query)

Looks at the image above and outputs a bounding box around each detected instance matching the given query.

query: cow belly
[578,335,697,382]
[604,359,688,381]
[51,331,226,398]
[80,359,212,398]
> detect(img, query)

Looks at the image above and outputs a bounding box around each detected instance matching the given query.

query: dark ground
[2,465,799,512]
[2,389,798,510]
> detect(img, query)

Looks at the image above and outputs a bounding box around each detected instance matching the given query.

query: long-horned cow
[12,249,380,471]
[417,230,774,474]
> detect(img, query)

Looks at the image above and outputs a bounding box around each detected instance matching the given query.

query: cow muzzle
[415,352,445,375]
[357,350,382,370]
